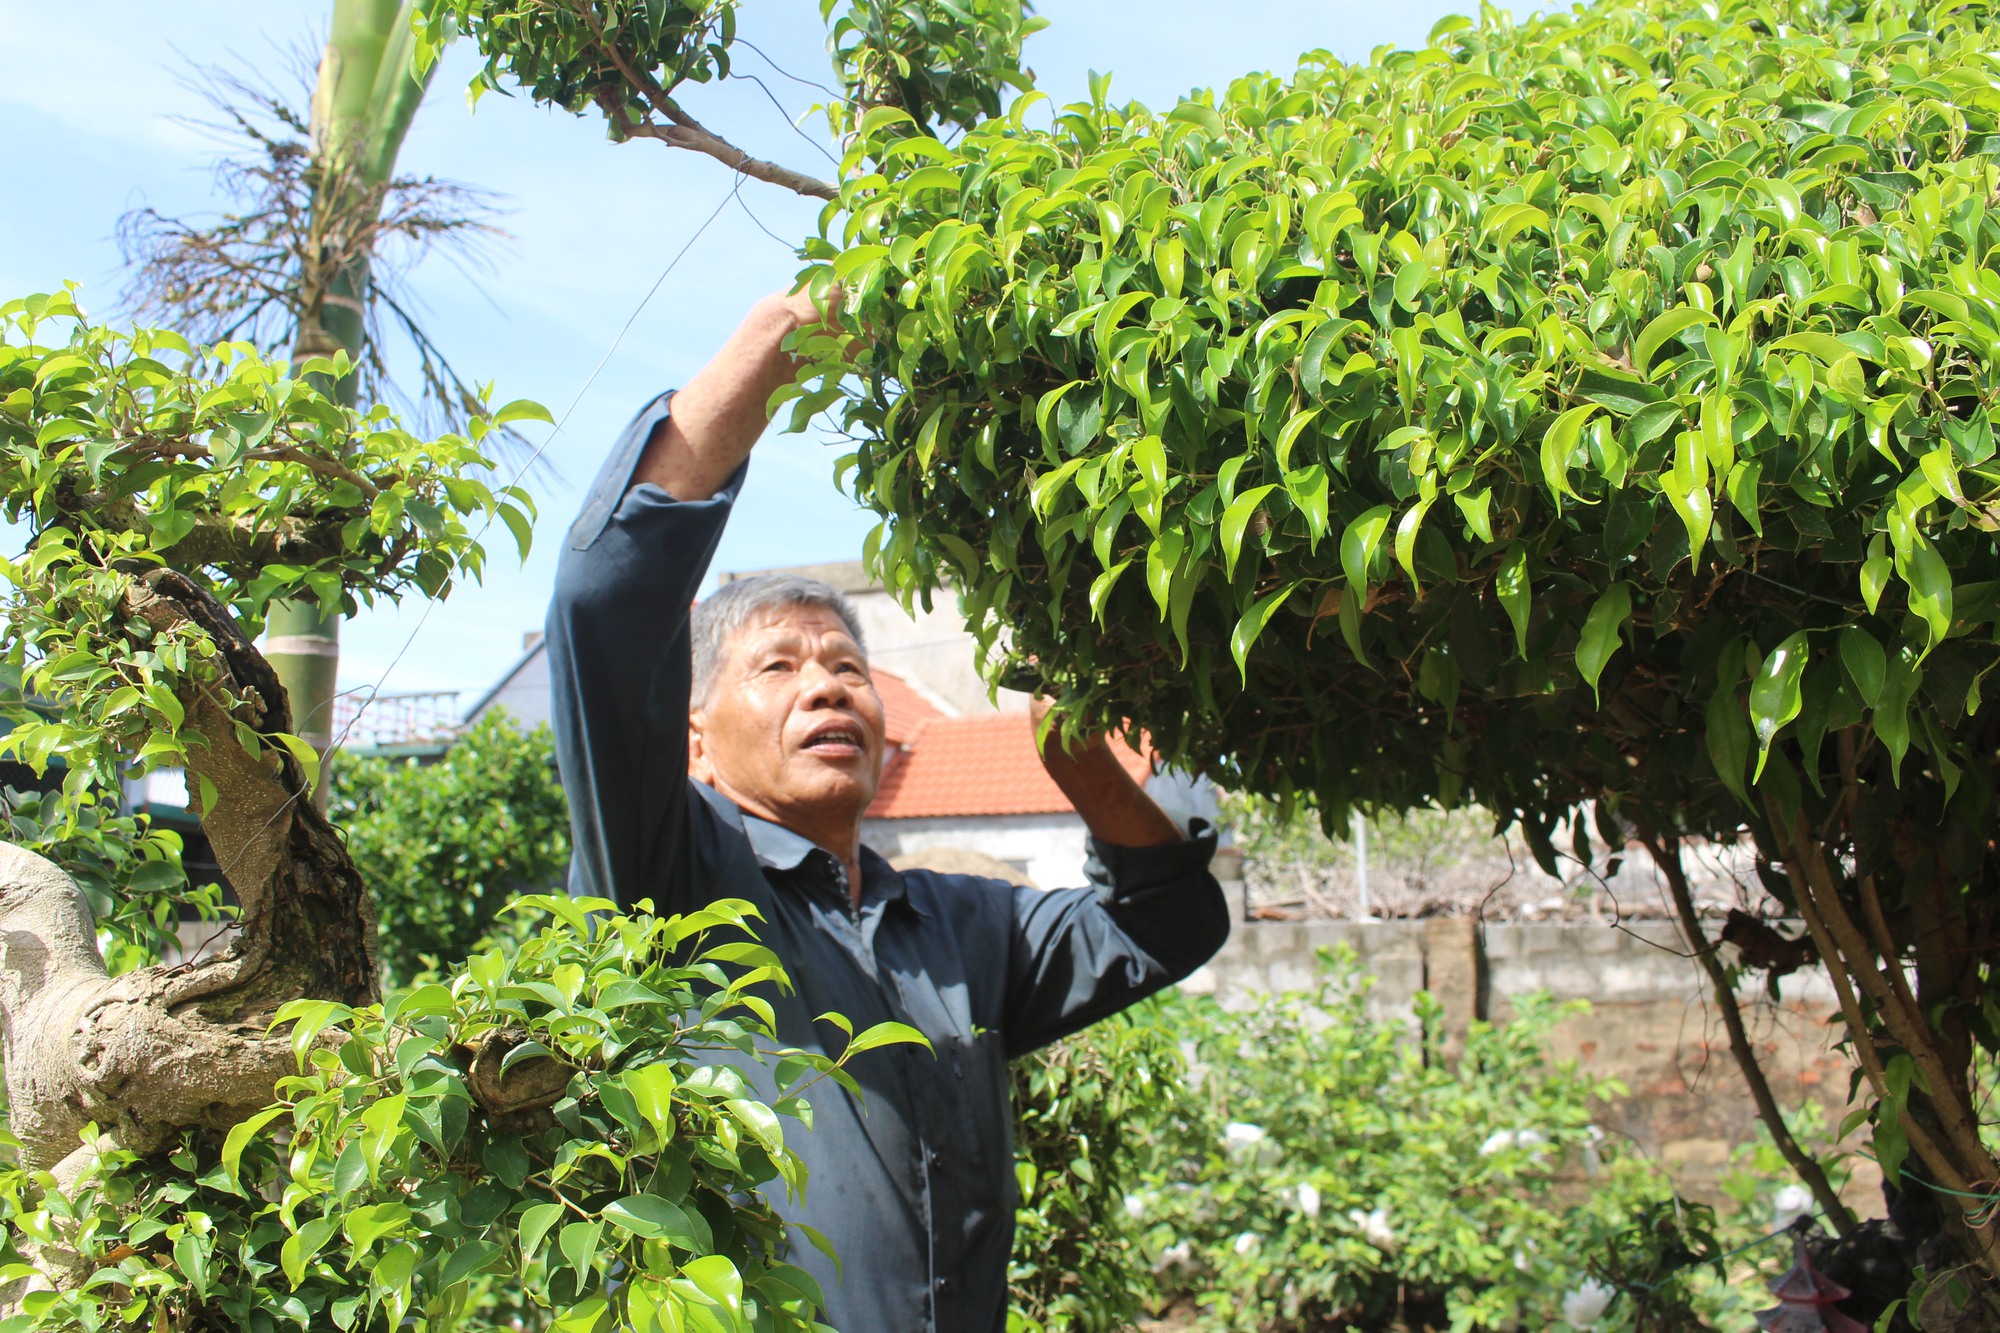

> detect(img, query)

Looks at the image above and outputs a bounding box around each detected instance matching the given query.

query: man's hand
[1030,696,1185,848]
[632,283,840,501]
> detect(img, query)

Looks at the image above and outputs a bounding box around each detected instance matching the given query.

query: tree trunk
[0,570,379,1185]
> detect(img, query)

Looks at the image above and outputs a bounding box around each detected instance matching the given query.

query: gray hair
[691,574,868,705]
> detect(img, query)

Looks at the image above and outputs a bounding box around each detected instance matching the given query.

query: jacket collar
[694,781,913,910]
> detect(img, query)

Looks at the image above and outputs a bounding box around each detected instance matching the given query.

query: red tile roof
[868,711,1151,819]
[870,668,946,747]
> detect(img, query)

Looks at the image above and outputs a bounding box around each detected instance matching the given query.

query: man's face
[688,603,887,837]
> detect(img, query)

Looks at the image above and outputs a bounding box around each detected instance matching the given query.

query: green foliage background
[1008,1010,1182,1333]
[1006,953,1796,1333]
[333,711,571,987]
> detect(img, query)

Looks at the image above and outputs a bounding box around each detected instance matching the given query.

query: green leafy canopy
[799,0,2000,867]
[0,289,540,800]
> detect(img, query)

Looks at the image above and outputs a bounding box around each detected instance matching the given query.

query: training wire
[182,170,751,954]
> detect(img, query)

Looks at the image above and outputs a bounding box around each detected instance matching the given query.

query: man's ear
[687,709,713,784]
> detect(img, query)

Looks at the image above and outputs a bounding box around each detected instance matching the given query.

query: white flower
[1515,1127,1550,1163]
[1772,1183,1814,1230]
[1233,1230,1260,1255]
[1154,1240,1195,1275]
[1479,1129,1516,1156]
[1582,1125,1606,1177]
[1123,1193,1146,1222]
[1347,1207,1395,1252]
[1562,1277,1615,1329]
[1223,1121,1267,1154]
[1296,1182,1322,1220]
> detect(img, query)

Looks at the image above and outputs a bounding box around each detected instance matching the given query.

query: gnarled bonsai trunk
[0,568,379,1184]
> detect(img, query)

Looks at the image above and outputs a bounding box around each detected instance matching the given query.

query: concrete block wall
[1180,918,1875,1209]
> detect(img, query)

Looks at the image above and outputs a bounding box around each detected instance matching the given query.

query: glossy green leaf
[1838,626,1887,708]
[1898,534,1953,650]
[1339,505,1393,592]
[1221,485,1277,581]
[1748,631,1810,780]
[1496,547,1532,659]
[1706,685,1753,806]
[1230,583,1299,683]
[843,1020,933,1058]
[1632,305,1717,378]
[1537,405,1596,504]
[1575,582,1632,704]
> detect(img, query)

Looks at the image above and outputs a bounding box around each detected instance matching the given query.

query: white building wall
[861,812,1092,891]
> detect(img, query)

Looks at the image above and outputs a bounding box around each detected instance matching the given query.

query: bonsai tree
[0,294,921,1330]
[781,0,2000,1303]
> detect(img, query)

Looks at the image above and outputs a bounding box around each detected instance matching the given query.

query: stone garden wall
[1178,917,1879,1211]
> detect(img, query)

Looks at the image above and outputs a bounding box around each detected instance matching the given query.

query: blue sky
[0,0,1522,700]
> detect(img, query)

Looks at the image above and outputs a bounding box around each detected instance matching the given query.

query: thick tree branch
[593,90,837,200]
[1762,790,2000,1278]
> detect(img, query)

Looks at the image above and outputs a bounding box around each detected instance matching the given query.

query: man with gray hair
[546,288,1228,1333]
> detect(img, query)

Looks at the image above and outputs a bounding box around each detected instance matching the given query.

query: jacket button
[935,1276,952,1293]
[927,1148,942,1168]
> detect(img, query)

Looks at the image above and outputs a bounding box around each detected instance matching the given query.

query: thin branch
[557,0,839,200]
[1637,819,1856,1236]
[594,89,838,200]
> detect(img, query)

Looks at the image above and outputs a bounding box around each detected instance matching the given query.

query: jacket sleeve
[545,392,743,912]
[999,824,1230,1057]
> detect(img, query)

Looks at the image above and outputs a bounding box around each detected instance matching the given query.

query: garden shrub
[1008,1010,1185,1333]
[1132,954,1644,1330]
[332,710,571,986]
[1007,951,1804,1332]
[0,895,910,1332]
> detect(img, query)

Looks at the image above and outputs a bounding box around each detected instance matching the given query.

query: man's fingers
[781,279,846,328]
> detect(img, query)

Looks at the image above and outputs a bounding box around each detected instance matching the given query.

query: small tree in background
[333,710,571,987]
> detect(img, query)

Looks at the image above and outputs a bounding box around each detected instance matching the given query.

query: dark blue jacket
[546,392,1230,1332]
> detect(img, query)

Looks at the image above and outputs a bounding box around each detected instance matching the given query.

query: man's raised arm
[632,287,826,501]
[545,288,828,910]
[998,702,1230,1055]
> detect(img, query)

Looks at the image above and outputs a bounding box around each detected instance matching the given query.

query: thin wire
[323,170,750,766]
[732,37,847,101]
[734,190,796,250]
[175,170,752,937]
[727,71,841,167]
